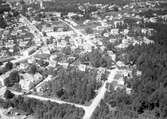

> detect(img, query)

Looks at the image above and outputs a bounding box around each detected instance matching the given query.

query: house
[0,49,7,57]
[41,46,50,54]
[96,26,106,31]
[68,12,77,18]
[5,40,14,48]
[109,38,117,43]
[103,32,110,37]
[19,73,43,91]
[123,29,129,35]
[27,58,36,64]
[161,14,167,21]
[107,50,116,61]
[42,25,53,33]
[149,17,157,23]
[19,40,28,47]
[110,29,119,35]
[78,64,86,72]
[18,63,27,70]
[143,37,154,44]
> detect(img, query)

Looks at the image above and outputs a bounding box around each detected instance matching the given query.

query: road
[10,90,87,110]
[12,50,40,64]
[34,75,52,90]
[19,14,48,46]
[58,18,85,37]
[83,69,118,119]
[20,15,43,37]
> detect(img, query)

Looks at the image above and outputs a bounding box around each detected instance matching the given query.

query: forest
[39,66,107,105]
[92,12,167,119]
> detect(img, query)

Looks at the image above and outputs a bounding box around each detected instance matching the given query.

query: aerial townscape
[0,0,167,119]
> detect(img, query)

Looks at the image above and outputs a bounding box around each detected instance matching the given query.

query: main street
[58,18,85,37]
[58,18,95,47]
[19,14,48,46]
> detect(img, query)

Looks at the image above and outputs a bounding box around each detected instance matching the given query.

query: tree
[4,62,13,71]
[43,32,47,36]
[4,77,14,87]
[9,71,20,83]
[4,90,14,99]
[53,27,58,32]
[85,27,94,34]
[63,46,72,55]
[0,15,7,28]
[29,65,37,75]
[5,71,20,87]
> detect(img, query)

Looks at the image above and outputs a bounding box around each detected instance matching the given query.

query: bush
[4,62,13,71]
[4,90,15,99]
[85,27,94,34]
[4,71,20,87]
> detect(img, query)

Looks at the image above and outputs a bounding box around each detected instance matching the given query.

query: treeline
[1,95,84,119]
[40,66,104,105]
[53,0,128,5]
[43,0,130,13]
[44,2,79,13]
